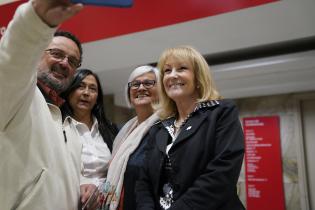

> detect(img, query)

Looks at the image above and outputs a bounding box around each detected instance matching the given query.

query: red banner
[0,0,279,42]
[243,116,285,210]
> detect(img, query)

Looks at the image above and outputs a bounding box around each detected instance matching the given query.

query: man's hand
[31,0,83,27]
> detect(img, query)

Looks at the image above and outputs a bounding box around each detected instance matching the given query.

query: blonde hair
[156,45,222,119]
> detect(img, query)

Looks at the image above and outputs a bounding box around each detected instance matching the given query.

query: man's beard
[37,66,70,93]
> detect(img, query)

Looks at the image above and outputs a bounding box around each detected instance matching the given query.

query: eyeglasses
[128,80,156,90]
[45,48,81,69]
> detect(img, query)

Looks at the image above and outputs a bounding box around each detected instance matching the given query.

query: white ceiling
[80,0,315,107]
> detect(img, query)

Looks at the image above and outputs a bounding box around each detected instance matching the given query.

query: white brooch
[186,126,192,130]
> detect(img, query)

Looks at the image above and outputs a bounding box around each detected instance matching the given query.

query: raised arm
[0,0,82,130]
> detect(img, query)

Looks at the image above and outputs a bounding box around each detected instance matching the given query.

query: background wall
[80,0,315,107]
[236,91,315,210]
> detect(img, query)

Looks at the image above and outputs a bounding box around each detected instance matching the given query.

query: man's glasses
[128,80,156,90]
[45,48,81,69]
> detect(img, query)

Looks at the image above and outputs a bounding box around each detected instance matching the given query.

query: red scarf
[37,80,65,107]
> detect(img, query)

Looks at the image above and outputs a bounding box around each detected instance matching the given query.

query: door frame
[294,92,315,210]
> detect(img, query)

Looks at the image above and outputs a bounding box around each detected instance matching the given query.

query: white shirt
[71,117,111,186]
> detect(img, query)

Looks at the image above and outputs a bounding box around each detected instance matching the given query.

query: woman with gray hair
[95,65,160,210]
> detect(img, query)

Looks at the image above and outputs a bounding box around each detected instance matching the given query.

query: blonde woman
[136,46,245,210]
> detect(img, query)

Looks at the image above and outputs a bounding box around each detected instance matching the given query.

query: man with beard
[0,0,84,209]
[37,30,83,106]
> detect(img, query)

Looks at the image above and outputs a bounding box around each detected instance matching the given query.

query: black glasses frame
[45,48,81,68]
[128,79,156,89]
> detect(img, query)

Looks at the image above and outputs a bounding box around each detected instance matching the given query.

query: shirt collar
[162,100,220,129]
[70,116,99,136]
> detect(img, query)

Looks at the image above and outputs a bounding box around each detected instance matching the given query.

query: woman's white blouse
[71,117,111,186]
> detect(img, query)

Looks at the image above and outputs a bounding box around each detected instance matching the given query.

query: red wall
[1,0,278,42]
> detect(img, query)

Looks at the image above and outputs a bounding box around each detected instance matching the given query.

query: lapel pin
[186,126,192,130]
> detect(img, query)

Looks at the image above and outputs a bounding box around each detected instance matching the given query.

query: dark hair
[54,30,83,62]
[61,69,118,151]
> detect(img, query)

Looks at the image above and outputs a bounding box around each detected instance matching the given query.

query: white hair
[125,65,159,108]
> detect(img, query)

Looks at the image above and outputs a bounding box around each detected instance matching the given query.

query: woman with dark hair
[61,69,118,206]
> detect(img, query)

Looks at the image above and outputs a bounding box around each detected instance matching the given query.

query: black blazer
[136,99,245,210]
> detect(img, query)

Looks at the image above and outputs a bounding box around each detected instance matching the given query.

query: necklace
[174,112,192,130]
[173,119,183,129]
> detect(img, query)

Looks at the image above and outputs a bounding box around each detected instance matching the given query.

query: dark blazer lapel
[155,128,169,154]
[172,112,209,148]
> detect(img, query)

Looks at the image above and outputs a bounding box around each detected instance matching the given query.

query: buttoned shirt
[71,117,111,186]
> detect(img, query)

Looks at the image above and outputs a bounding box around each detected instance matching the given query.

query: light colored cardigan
[0,2,81,210]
